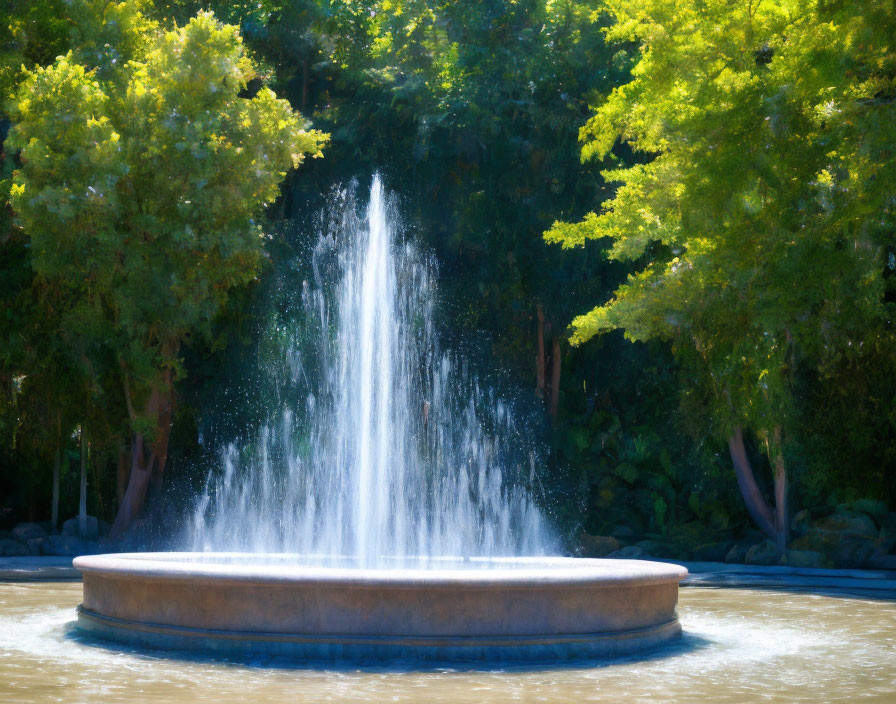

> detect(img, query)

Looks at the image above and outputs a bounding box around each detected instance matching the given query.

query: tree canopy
[0,0,894,565]
[546,0,896,545]
[6,3,326,531]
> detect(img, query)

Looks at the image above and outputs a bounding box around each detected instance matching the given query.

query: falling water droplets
[190,175,554,565]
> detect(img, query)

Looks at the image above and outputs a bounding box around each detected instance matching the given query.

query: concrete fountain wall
[74,553,686,661]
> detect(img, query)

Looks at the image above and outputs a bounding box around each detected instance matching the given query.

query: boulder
[790,509,811,537]
[635,539,664,557]
[815,511,877,538]
[608,545,645,559]
[693,541,732,563]
[725,543,750,564]
[0,537,30,556]
[782,549,830,568]
[791,530,837,554]
[792,511,880,568]
[839,499,888,525]
[114,517,153,551]
[867,553,896,571]
[882,512,896,534]
[611,525,636,539]
[62,515,99,540]
[744,540,781,566]
[40,534,90,556]
[579,534,620,558]
[12,522,48,541]
[833,538,876,568]
[880,512,896,547]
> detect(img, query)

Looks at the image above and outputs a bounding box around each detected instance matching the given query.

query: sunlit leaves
[7,4,327,412]
[547,0,896,439]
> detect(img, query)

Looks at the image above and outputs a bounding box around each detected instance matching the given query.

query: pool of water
[1,582,894,703]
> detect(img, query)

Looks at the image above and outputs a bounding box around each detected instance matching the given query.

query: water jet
[74,177,686,661]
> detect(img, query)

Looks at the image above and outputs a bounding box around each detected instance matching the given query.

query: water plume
[190,176,553,564]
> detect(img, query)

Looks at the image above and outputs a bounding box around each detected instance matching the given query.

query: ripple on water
[0,583,894,703]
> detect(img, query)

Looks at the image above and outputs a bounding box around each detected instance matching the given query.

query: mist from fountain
[188,176,554,565]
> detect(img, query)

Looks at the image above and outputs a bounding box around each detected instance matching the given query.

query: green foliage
[0,1,70,105]
[1,3,325,523]
[8,8,326,414]
[2,0,893,535]
[547,0,896,446]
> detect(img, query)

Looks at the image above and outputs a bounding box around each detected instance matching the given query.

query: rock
[867,553,896,570]
[607,545,645,559]
[635,539,664,556]
[40,534,90,556]
[834,538,876,568]
[0,537,30,556]
[725,543,750,564]
[694,541,732,563]
[882,512,896,535]
[26,537,46,555]
[792,522,879,568]
[839,499,888,525]
[579,534,620,558]
[880,513,896,547]
[791,530,839,554]
[878,529,896,554]
[611,525,636,539]
[782,549,830,568]
[12,522,48,541]
[745,540,781,566]
[113,517,154,551]
[815,511,877,538]
[790,508,883,568]
[62,515,99,540]
[790,509,811,537]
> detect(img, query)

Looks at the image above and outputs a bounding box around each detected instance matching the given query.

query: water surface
[2,583,894,703]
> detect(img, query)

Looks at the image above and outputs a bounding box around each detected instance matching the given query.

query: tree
[546,0,896,549]
[7,4,327,533]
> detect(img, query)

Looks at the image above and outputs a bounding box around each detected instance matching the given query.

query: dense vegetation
[1,0,894,566]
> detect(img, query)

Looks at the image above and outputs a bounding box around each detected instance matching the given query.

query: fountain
[74,177,686,661]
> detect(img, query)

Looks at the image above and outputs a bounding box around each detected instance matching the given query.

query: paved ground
[2,556,895,598]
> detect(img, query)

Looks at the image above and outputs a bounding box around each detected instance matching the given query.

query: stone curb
[3,556,896,599]
[661,560,896,598]
[0,556,79,581]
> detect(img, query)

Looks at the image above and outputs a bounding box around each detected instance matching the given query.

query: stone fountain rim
[74,552,687,590]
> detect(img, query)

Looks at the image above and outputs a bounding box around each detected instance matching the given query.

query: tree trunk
[535,304,545,399]
[79,422,87,538]
[51,444,61,530]
[548,337,562,418]
[728,427,787,548]
[771,426,789,552]
[116,444,128,506]
[111,432,154,537]
[110,369,173,537]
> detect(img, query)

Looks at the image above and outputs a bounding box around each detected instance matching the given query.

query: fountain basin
[74,553,687,661]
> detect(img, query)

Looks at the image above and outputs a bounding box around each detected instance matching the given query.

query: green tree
[546,0,896,549]
[7,5,326,533]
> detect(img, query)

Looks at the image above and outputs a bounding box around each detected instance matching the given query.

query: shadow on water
[63,621,712,674]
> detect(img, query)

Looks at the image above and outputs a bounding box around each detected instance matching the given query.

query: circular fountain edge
[74,553,687,662]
